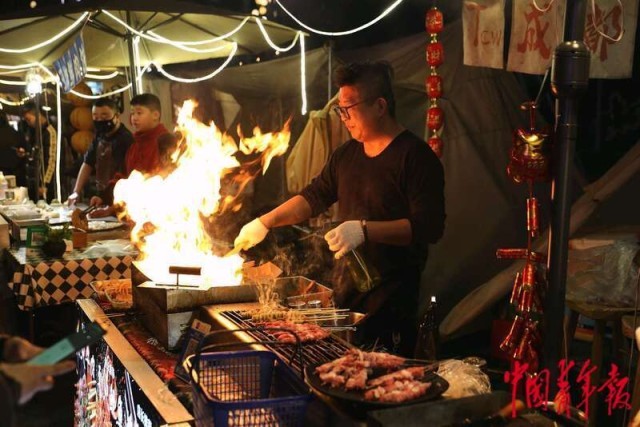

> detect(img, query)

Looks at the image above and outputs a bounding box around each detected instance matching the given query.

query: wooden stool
[564,300,635,426]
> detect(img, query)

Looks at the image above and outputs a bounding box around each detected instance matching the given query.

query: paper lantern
[427,106,444,130]
[426,75,443,99]
[71,130,94,154]
[426,7,444,34]
[70,107,94,131]
[428,135,443,158]
[426,42,444,67]
[66,82,93,107]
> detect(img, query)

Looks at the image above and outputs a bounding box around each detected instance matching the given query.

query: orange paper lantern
[71,130,94,154]
[66,82,93,107]
[70,107,94,131]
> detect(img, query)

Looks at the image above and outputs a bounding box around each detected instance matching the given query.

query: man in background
[0,111,27,186]
[67,98,133,206]
[21,103,57,202]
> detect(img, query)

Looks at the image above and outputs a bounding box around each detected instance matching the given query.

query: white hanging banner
[584,0,639,78]
[462,0,506,69]
[507,0,565,75]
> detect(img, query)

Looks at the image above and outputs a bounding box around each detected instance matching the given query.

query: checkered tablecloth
[3,247,134,311]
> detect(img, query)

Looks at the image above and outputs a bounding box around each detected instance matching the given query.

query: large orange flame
[113,100,291,288]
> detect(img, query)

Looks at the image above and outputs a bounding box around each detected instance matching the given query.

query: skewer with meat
[364,379,432,403]
[317,358,368,389]
[257,320,330,343]
[315,350,408,390]
[366,366,427,388]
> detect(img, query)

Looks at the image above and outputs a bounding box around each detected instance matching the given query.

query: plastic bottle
[414,296,439,360]
[344,249,381,293]
[0,172,7,200]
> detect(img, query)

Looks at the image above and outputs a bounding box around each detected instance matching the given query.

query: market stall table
[3,245,134,311]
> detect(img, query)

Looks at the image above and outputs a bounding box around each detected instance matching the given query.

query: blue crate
[187,350,311,427]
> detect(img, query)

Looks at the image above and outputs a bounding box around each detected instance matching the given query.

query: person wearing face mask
[67,98,133,207]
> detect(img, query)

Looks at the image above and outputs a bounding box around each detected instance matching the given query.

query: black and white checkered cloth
[4,247,133,311]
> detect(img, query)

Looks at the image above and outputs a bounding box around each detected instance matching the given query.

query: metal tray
[274,276,334,308]
[304,362,448,408]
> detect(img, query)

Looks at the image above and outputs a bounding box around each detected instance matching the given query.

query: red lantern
[426,7,444,34]
[428,135,443,158]
[427,106,444,130]
[426,42,444,67]
[426,75,443,99]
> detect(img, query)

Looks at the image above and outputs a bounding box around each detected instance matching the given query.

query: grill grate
[219,311,351,374]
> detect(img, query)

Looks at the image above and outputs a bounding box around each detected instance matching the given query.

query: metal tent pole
[544,0,590,378]
[126,11,139,97]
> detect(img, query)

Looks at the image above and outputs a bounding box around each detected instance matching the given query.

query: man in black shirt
[67,98,133,206]
[235,62,445,355]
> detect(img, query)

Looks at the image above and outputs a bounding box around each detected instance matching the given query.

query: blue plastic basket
[187,349,312,427]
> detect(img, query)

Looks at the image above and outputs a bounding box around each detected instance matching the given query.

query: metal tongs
[80,205,98,218]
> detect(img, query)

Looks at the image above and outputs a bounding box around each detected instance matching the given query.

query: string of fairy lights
[0,2,407,107]
[0,1,409,200]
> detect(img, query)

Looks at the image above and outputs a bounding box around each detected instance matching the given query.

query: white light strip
[0,62,41,70]
[85,71,119,80]
[300,33,307,115]
[141,32,232,54]
[275,0,404,36]
[55,82,62,201]
[0,96,29,106]
[102,10,232,53]
[0,68,34,76]
[147,16,251,46]
[69,83,132,99]
[154,43,238,83]
[0,78,27,86]
[255,18,300,52]
[0,12,90,53]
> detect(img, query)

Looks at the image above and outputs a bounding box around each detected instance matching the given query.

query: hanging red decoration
[426,42,444,67]
[498,101,552,376]
[427,106,444,130]
[425,4,444,158]
[425,7,444,34]
[426,74,443,98]
[428,135,443,157]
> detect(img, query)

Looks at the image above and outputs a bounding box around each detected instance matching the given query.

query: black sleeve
[83,137,98,169]
[404,144,445,244]
[0,371,18,427]
[299,148,340,217]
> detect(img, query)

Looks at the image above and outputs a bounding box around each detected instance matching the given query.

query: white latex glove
[324,220,365,259]
[67,192,79,206]
[234,218,270,250]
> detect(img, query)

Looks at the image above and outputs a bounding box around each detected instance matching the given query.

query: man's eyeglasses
[332,98,374,120]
